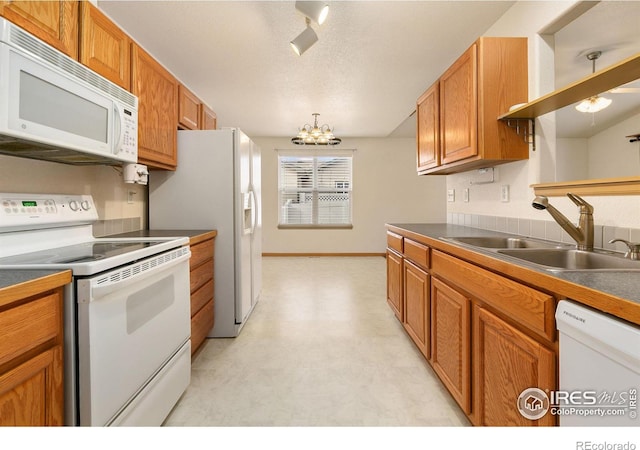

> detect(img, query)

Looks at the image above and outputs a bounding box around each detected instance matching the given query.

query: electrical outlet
[127,190,136,204]
[447,189,455,202]
[501,185,510,202]
[463,188,469,202]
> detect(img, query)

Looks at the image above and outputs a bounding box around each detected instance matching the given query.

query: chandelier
[291,113,342,145]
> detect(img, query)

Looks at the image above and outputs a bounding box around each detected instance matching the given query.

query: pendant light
[291,113,342,145]
[575,51,612,113]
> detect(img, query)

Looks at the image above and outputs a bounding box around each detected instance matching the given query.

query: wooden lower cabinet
[386,249,403,321]
[188,232,216,355]
[430,276,471,414]
[403,260,429,359]
[0,271,70,426]
[472,305,556,426]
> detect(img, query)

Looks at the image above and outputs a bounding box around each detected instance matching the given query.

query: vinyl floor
[163,256,470,427]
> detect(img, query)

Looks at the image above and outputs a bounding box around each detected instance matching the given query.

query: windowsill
[277,224,354,230]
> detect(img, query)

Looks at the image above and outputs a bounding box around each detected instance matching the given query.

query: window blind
[278,151,353,227]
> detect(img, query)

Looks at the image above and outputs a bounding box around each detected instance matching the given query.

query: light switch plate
[463,188,469,202]
[447,189,455,202]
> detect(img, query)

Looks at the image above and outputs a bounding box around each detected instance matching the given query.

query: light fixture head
[295,1,329,26]
[292,113,342,146]
[290,23,318,56]
[575,50,612,114]
[575,95,612,113]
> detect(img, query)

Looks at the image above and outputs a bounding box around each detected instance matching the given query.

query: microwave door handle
[87,251,191,301]
[113,104,123,155]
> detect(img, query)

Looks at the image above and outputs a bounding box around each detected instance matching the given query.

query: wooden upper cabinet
[440,44,478,165]
[200,104,217,130]
[132,43,178,170]
[178,84,201,130]
[416,81,439,171]
[0,0,78,58]
[79,2,130,90]
[417,37,529,175]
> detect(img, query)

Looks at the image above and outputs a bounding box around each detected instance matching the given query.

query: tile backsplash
[93,217,142,237]
[447,213,639,254]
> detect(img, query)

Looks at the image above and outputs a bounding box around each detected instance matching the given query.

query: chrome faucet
[531,193,594,251]
[608,239,640,260]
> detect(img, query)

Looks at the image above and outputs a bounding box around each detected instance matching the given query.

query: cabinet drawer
[191,299,214,355]
[191,279,213,318]
[431,251,555,341]
[190,259,213,293]
[190,239,214,269]
[404,239,430,269]
[0,293,60,367]
[387,232,403,253]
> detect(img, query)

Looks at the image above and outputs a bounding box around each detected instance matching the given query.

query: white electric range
[0,193,192,426]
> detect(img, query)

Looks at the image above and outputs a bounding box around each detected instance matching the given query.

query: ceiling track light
[575,51,612,114]
[290,17,318,56]
[295,1,329,26]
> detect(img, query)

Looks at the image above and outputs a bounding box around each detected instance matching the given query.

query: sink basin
[444,236,567,249]
[497,249,640,271]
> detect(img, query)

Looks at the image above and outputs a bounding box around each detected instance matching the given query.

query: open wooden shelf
[499,52,640,120]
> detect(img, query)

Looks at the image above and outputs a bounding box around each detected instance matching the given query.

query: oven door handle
[88,251,191,301]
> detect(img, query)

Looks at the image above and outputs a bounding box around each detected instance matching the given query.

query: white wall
[447,1,640,229]
[0,155,146,224]
[254,137,446,254]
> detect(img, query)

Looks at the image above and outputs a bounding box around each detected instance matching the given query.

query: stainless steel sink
[497,249,640,271]
[443,236,568,249]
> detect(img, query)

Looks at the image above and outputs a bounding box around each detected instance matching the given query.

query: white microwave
[0,17,138,165]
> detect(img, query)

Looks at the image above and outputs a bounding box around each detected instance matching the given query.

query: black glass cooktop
[0,240,166,265]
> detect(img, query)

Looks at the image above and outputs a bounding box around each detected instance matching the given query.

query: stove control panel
[0,193,98,231]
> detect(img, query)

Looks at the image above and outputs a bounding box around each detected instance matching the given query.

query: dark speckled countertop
[387,223,640,325]
[0,269,69,290]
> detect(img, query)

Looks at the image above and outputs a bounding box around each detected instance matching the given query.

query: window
[278,150,353,228]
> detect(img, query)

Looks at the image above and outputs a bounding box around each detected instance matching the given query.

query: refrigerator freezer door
[236,129,253,325]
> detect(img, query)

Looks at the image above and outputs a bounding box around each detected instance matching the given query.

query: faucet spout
[531,193,594,251]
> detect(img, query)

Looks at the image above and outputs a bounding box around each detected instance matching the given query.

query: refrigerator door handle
[249,188,258,234]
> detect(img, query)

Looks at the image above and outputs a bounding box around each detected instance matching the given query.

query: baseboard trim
[262,253,386,257]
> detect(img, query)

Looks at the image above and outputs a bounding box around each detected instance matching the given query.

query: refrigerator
[148,128,261,337]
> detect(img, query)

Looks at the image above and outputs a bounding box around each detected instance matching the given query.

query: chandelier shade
[291,113,342,146]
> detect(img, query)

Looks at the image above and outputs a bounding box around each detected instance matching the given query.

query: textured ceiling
[97,0,515,138]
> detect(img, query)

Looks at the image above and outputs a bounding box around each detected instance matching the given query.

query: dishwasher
[556,300,640,426]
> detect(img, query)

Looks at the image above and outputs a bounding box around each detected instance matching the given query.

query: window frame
[277,149,354,230]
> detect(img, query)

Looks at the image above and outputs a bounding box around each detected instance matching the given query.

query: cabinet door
[132,43,178,170]
[178,84,201,130]
[431,277,471,413]
[416,81,439,172]
[0,346,63,426]
[79,2,130,90]
[386,250,403,321]
[200,104,217,130]
[0,0,78,58]
[403,260,430,359]
[473,306,556,426]
[440,43,477,165]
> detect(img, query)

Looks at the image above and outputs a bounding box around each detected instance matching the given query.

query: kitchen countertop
[387,223,640,326]
[0,269,72,306]
[112,229,217,244]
